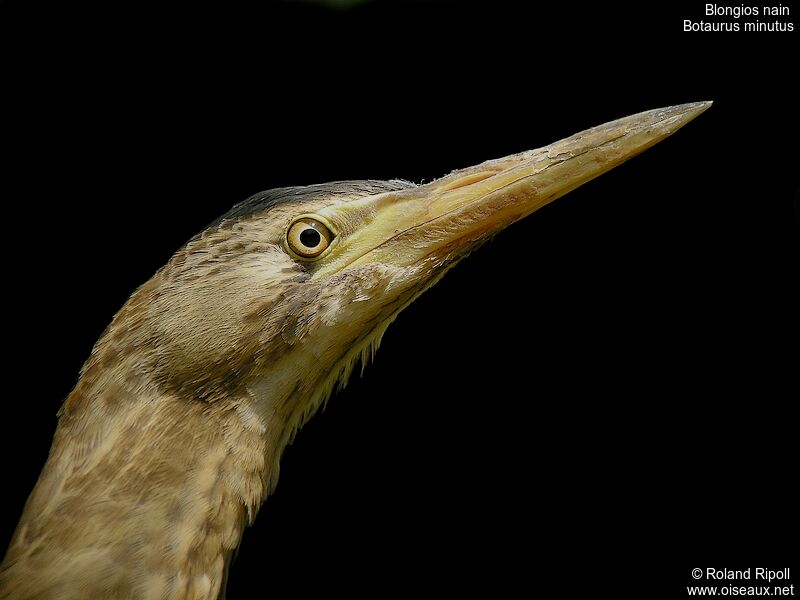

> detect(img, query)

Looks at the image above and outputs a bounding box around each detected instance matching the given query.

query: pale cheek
[152,254,303,369]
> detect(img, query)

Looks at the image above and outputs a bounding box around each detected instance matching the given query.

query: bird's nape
[0,102,710,600]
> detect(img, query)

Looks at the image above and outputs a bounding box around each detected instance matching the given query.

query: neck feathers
[1,363,272,600]
[1,229,399,599]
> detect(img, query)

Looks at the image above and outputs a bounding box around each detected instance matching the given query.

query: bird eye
[286,217,334,259]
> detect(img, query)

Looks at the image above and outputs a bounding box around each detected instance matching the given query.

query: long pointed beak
[422,101,712,227]
[318,102,712,277]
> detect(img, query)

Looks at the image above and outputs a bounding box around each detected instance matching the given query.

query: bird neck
[1,361,283,600]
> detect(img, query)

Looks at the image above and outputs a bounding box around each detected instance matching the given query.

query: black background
[1,1,797,598]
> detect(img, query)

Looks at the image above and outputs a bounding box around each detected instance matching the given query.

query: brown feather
[1,183,409,600]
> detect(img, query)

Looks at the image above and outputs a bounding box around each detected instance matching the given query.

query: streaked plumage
[1,103,710,599]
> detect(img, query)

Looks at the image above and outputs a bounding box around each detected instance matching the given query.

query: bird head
[79,103,710,442]
[4,104,710,600]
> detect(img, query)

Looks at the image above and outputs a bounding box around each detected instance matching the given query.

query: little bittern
[1,103,710,599]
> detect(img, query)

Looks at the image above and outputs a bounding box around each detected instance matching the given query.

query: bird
[1,102,710,599]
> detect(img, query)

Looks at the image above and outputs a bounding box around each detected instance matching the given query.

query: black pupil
[299,227,321,248]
